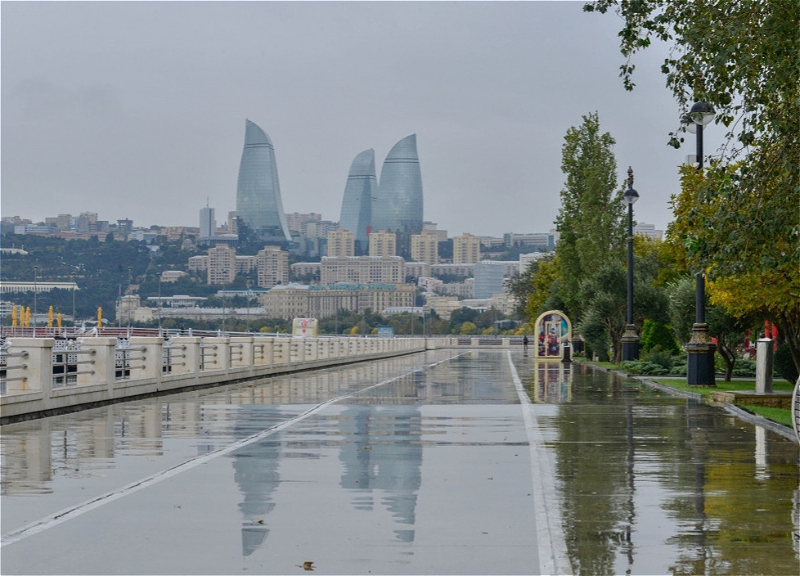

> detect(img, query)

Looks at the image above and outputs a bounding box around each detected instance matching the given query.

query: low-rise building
[260,282,415,319]
[160,270,188,283]
[320,256,405,285]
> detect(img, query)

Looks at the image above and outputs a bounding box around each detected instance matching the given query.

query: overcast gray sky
[2,1,721,238]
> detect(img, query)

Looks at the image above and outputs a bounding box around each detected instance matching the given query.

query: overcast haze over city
[2,1,723,238]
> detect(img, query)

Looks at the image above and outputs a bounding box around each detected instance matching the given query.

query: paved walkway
[2,350,799,575]
[1,350,568,575]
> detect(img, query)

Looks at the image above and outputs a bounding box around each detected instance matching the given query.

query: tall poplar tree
[554,112,625,321]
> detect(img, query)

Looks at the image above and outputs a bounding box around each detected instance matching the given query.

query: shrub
[621,360,669,376]
[731,359,757,377]
[775,342,799,383]
[643,349,674,371]
[640,320,680,354]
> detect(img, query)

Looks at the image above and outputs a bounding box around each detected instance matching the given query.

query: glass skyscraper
[373,134,423,236]
[339,149,376,254]
[235,119,291,242]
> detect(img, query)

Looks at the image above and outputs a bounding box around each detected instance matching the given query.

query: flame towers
[373,134,423,236]
[235,119,291,242]
[339,149,377,254]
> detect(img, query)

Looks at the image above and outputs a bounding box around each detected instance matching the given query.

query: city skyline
[2,2,722,237]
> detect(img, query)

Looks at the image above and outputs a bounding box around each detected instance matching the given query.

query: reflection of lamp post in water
[621,167,640,361]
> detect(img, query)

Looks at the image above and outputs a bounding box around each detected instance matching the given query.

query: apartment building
[368,230,396,257]
[327,229,355,257]
[452,233,481,264]
[410,232,438,264]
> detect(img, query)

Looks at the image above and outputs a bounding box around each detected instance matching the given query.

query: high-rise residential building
[320,256,406,284]
[453,233,481,264]
[327,229,355,258]
[368,230,396,257]
[339,149,376,254]
[235,119,291,242]
[410,232,438,264]
[200,205,216,240]
[255,246,289,288]
[76,212,99,234]
[208,245,237,285]
[373,134,423,238]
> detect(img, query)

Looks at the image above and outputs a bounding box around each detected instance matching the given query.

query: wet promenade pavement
[2,350,799,575]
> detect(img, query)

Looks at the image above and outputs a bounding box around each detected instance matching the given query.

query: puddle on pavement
[2,351,798,575]
[517,360,800,575]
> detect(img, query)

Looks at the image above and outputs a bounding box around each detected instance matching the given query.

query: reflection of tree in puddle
[339,404,422,542]
[666,402,800,576]
[550,365,800,575]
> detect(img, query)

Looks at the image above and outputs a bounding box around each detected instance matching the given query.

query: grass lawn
[651,377,795,396]
[739,404,794,427]
[649,378,795,429]
[577,361,797,430]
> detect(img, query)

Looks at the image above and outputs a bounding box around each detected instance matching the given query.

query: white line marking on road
[2,353,464,548]
[507,351,572,576]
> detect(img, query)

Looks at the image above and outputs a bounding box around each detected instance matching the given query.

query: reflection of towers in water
[339,405,422,542]
[532,361,573,403]
[232,419,282,556]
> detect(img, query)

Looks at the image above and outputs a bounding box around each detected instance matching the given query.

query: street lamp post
[684,101,716,386]
[127,266,132,332]
[158,275,162,332]
[621,167,640,362]
[246,279,251,333]
[71,273,76,327]
[33,265,39,336]
[222,269,229,333]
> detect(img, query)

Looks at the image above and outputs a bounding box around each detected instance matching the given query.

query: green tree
[460,321,478,335]
[586,0,800,373]
[554,112,625,321]
[667,276,752,382]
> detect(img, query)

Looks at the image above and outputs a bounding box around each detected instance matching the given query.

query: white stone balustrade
[0,335,436,423]
[77,337,117,386]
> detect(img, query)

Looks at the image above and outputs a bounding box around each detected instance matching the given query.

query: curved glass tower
[373,134,423,235]
[339,149,376,253]
[235,119,291,242]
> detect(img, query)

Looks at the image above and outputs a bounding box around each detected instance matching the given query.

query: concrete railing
[0,335,429,423]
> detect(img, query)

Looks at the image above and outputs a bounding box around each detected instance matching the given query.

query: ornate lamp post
[33,265,39,336]
[71,273,76,326]
[158,274,162,332]
[222,269,230,333]
[127,266,132,331]
[621,167,640,362]
[684,101,716,386]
